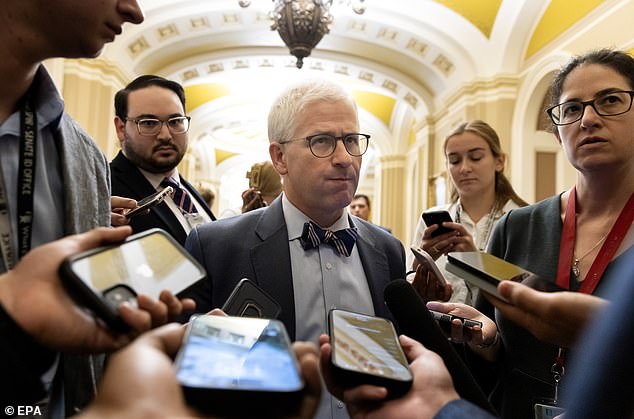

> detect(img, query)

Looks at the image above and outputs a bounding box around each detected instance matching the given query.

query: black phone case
[222,278,282,319]
[328,309,413,398]
[178,316,303,417]
[59,228,205,332]
[422,210,453,237]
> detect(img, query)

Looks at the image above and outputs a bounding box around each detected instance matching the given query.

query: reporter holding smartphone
[471,49,634,419]
[0,227,196,409]
[407,120,527,304]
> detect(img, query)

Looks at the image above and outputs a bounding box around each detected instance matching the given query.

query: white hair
[267,79,358,143]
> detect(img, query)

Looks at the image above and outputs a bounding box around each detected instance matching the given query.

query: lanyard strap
[556,186,634,293]
[0,93,37,269]
[18,97,37,259]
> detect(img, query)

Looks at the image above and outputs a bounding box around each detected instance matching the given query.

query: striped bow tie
[300,221,358,257]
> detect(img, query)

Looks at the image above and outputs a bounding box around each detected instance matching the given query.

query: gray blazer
[0,112,110,271]
[183,197,406,340]
[0,110,111,417]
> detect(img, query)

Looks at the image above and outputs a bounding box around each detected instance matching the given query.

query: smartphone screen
[446,251,563,301]
[330,309,411,382]
[67,229,205,298]
[448,251,530,284]
[176,315,303,392]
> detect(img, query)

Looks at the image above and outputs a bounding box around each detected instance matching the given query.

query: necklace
[572,233,609,281]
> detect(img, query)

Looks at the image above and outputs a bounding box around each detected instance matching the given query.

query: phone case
[328,309,413,398]
[176,315,303,417]
[59,228,206,331]
[422,210,454,237]
[222,278,282,319]
[410,246,448,286]
[125,186,173,219]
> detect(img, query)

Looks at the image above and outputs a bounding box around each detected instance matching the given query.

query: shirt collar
[138,167,180,190]
[282,193,352,240]
[0,65,64,137]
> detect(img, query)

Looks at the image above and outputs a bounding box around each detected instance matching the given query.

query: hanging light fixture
[238,0,366,69]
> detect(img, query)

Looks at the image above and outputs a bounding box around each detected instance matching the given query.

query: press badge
[534,403,565,419]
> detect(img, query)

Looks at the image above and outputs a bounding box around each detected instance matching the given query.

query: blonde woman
[408,120,528,304]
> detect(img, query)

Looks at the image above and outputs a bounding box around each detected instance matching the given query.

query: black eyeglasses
[126,116,191,135]
[279,133,370,158]
[546,90,634,126]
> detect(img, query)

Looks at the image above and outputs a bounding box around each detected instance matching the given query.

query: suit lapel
[249,198,296,339]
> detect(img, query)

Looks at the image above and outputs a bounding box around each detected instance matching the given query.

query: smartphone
[446,251,562,302]
[410,246,448,286]
[329,309,413,397]
[175,315,304,417]
[422,210,454,238]
[222,278,282,319]
[125,186,173,219]
[60,228,206,331]
[429,310,482,338]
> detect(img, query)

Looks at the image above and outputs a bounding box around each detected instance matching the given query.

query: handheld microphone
[384,279,494,413]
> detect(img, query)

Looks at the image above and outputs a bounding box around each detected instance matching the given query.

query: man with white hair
[183,79,405,418]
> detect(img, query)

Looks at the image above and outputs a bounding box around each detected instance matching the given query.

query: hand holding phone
[429,310,482,339]
[410,247,452,302]
[175,315,304,417]
[125,186,173,219]
[59,228,206,331]
[329,309,413,397]
[410,247,448,286]
[422,210,454,238]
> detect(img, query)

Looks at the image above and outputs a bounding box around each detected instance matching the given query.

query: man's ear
[114,116,126,145]
[269,142,288,175]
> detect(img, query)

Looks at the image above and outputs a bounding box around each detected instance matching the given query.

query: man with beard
[111,75,215,245]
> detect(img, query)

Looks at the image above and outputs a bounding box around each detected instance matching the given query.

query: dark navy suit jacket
[110,151,215,245]
[561,251,634,418]
[182,196,405,340]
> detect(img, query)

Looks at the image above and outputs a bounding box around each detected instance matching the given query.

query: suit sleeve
[180,227,214,320]
[0,304,57,406]
[434,399,496,419]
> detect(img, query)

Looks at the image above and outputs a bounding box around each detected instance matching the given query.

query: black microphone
[384,279,494,413]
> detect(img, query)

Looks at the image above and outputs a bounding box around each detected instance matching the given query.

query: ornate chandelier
[238,0,367,69]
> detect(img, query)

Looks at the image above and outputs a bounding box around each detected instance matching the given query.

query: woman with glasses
[429,49,634,419]
[407,120,528,304]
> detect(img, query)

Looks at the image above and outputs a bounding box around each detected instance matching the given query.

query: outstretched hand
[320,334,460,419]
[487,281,608,348]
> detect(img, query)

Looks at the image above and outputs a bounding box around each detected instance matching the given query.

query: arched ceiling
[99,0,610,174]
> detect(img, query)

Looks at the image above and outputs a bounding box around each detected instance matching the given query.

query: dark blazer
[182,197,406,340]
[110,151,215,245]
[562,250,634,419]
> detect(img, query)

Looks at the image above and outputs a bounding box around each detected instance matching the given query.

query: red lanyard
[556,186,634,293]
